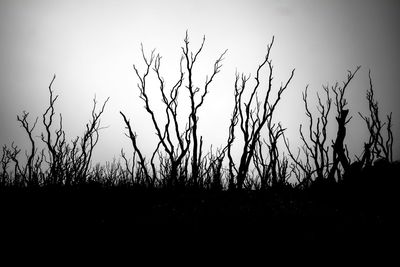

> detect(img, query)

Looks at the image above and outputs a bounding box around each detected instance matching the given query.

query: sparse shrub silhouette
[225,36,295,190]
[284,66,361,188]
[358,70,394,165]
[0,75,109,187]
[120,32,227,190]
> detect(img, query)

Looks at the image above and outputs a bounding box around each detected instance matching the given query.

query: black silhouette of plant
[225,36,295,190]
[358,70,393,166]
[284,67,360,187]
[120,32,227,189]
[253,121,290,190]
[0,75,109,187]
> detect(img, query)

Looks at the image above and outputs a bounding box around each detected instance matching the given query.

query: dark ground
[1,178,398,259]
[1,161,399,261]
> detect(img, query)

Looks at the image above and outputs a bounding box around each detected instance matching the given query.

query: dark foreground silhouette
[1,162,398,256]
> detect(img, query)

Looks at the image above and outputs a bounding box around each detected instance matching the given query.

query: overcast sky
[1,0,399,165]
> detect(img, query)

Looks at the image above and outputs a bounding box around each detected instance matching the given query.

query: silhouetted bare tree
[327,66,360,182]
[40,75,109,185]
[201,146,226,190]
[0,75,110,186]
[226,36,295,190]
[359,70,394,166]
[1,145,11,185]
[285,67,360,185]
[253,121,290,189]
[120,113,151,185]
[1,143,22,186]
[120,44,190,188]
[121,33,226,188]
[182,32,227,187]
[16,111,39,185]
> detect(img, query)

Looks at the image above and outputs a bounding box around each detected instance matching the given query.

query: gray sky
[1,0,399,165]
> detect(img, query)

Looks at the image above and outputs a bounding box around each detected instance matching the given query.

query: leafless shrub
[358,70,393,166]
[121,32,226,189]
[285,67,360,186]
[225,36,295,190]
[0,75,109,187]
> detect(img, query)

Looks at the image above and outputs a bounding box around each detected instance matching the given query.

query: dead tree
[0,76,109,187]
[1,113,40,186]
[226,76,241,190]
[285,67,360,185]
[16,111,39,185]
[121,44,191,187]
[120,112,151,184]
[1,145,12,185]
[120,149,136,185]
[298,85,332,182]
[41,75,62,183]
[283,135,314,188]
[226,36,295,190]
[2,143,23,185]
[201,146,226,190]
[82,96,109,178]
[181,32,227,187]
[359,70,394,165]
[327,66,360,182]
[253,121,289,189]
[41,75,109,185]
[121,33,226,188]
